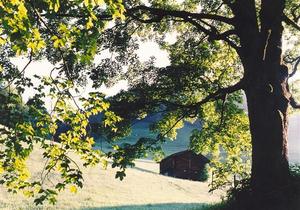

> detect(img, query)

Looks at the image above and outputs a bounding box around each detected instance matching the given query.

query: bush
[290,164,300,178]
[201,202,230,210]
[198,164,209,182]
[222,164,300,210]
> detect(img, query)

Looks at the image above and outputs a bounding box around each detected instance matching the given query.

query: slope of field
[0,146,223,210]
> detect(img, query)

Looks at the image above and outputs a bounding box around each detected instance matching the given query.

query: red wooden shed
[159,150,209,181]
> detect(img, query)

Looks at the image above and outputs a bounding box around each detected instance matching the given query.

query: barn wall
[159,151,209,181]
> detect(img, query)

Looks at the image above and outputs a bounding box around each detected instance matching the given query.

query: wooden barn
[159,150,209,181]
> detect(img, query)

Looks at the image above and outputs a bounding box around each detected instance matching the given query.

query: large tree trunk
[234,0,290,200]
[244,62,291,207]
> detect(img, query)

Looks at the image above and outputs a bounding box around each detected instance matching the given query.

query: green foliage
[190,93,251,190]
[218,165,300,210]
[0,0,125,56]
[0,88,122,204]
[200,202,229,210]
[290,164,300,178]
[0,0,125,205]
[119,30,249,189]
[198,164,209,182]
[107,137,164,180]
[290,164,300,196]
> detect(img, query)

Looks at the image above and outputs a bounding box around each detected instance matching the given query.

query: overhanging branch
[40,4,239,50]
[290,96,300,109]
[44,5,234,25]
[41,13,113,20]
[289,56,300,78]
[283,15,300,31]
[1,52,33,90]
[180,17,239,50]
[158,80,244,113]
[127,5,234,25]
[193,79,244,108]
[126,5,240,49]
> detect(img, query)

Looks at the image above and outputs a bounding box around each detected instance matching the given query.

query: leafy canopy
[0,0,125,204]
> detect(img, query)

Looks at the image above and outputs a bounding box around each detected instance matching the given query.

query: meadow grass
[0,144,223,210]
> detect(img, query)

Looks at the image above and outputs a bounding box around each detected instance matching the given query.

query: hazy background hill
[94,120,199,156]
[94,113,300,164]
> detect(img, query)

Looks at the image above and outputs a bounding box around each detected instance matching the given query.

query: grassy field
[2,114,298,209]
[0,144,223,210]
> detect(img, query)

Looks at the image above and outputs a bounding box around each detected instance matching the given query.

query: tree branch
[283,14,300,31]
[127,6,240,49]
[42,13,112,21]
[42,5,234,25]
[127,5,234,25]
[1,52,33,90]
[218,93,227,129]
[289,56,300,78]
[193,79,244,108]
[180,17,240,50]
[40,4,238,50]
[158,113,186,139]
[291,4,300,22]
[156,80,244,114]
[290,96,300,109]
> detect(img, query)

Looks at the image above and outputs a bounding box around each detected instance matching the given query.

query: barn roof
[160,150,210,163]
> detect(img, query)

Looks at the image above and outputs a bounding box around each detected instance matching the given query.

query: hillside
[95,114,300,164]
[0,145,223,210]
[94,119,201,157]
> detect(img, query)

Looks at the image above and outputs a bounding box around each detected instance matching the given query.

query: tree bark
[233,0,291,201]
[244,62,291,207]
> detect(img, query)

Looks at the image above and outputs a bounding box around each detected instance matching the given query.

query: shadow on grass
[132,165,158,175]
[80,202,224,210]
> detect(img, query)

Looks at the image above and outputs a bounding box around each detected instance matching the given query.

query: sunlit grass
[0,144,223,210]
